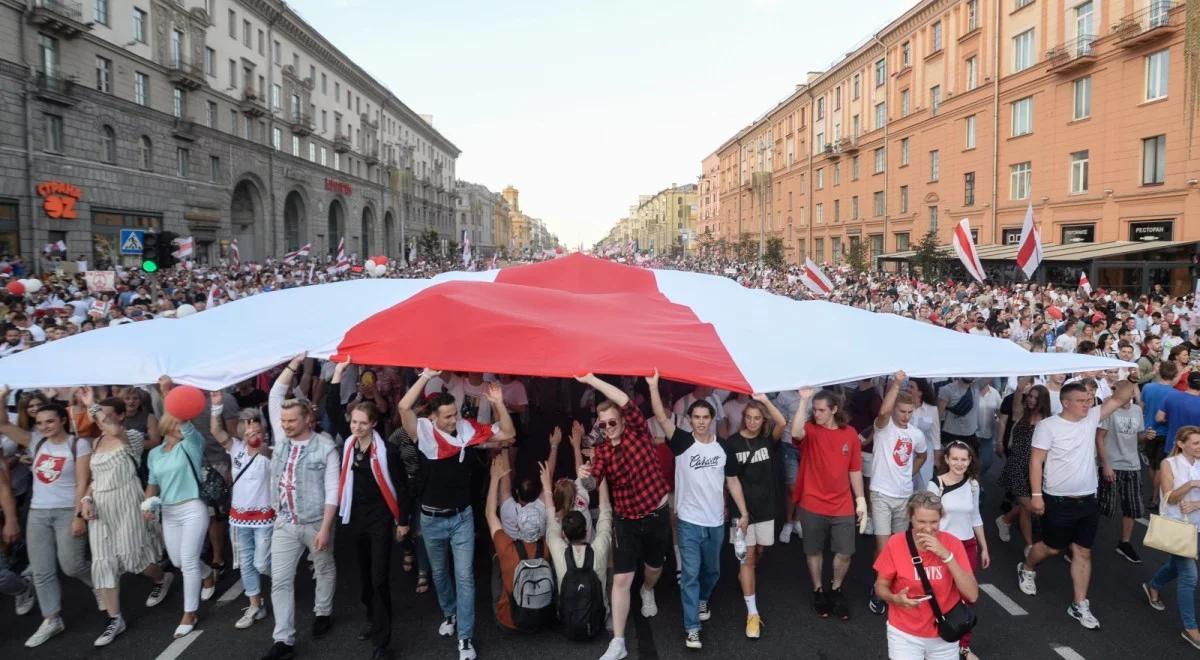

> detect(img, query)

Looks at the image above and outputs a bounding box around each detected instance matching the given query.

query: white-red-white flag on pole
[172,236,194,260]
[462,231,472,270]
[952,219,986,283]
[1015,200,1042,279]
[230,238,241,268]
[1079,271,1093,295]
[334,237,349,272]
[801,257,834,296]
[284,243,311,263]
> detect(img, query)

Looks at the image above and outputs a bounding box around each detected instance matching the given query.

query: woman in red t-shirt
[873,491,979,660]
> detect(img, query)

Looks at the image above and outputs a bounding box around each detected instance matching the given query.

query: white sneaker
[25,616,65,648]
[1067,599,1100,629]
[599,638,628,660]
[995,515,1011,543]
[94,615,126,647]
[200,581,215,602]
[235,603,267,629]
[778,522,793,544]
[698,600,711,622]
[15,576,35,616]
[145,572,174,608]
[1017,562,1037,596]
[458,638,477,660]
[685,630,702,649]
[438,614,457,637]
[640,587,658,618]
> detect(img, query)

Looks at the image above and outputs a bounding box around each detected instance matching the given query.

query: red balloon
[371,255,388,266]
[5,281,25,296]
[164,385,206,420]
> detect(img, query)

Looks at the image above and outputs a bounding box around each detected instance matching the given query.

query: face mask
[246,432,263,448]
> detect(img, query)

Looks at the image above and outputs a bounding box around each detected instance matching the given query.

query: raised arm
[575,372,629,408]
[752,393,788,441]
[0,386,31,446]
[208,390,232,450]
[398,369,440,439]
[1098,380,1135,421]
[483,383,515,442]
[645,369,675,438]
[269,354,306,440]
[790,387,814,443]
[876,370,906,430]
[546,426,562,482]
[485,452,509,536]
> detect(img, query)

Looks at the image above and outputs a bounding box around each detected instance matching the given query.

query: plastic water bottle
[733,518,748,564]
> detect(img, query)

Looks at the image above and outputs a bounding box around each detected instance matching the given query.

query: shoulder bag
[905,530,977,643]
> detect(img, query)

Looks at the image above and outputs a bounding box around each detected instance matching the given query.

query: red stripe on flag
[954,223,983,281]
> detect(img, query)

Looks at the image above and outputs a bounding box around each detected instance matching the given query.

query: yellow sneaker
[745,614,762,639]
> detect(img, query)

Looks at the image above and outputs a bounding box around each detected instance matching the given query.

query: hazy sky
[290,0,915,247]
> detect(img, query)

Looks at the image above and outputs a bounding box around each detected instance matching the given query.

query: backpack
[509,540,555,632]
[558,545,605,640]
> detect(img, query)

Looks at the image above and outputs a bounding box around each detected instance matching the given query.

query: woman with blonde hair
[1142,425,1200,649]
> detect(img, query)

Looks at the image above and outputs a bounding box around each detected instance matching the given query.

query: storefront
[91,209,162,269]
[0,200,18,257]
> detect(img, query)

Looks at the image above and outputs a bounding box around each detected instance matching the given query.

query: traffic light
[140,231,179,272]
[142,232,160,272]
[158,230,179,270]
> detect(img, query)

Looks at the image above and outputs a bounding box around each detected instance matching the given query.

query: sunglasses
[595,420,620,430]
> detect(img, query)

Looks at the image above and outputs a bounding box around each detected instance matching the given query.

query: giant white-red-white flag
[1079,271,1092,295]
[952,219,986,283]
[801,258,834,296]
[1015,200,1042,279]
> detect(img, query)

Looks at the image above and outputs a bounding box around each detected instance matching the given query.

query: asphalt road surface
[1,461,1195,660]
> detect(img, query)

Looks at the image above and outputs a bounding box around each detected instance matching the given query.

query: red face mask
[246,432,263,449]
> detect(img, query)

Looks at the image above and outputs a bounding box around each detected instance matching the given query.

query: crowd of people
[0,250,1199,660]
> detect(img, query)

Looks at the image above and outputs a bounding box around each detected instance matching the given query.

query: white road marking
[217,578,244,604]
[155,629,203,660]
[1136,517,1149,527]
[1052,644,1087,660]
[979,583,1028,616]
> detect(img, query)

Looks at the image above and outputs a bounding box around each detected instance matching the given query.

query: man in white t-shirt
[1054,322,1079,354]
[648,372,748,650]
[672,385,727,436]
[867,371,927,616]
[1017,380,1134,631]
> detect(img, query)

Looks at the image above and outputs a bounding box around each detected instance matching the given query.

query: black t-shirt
[721,430,777,524]
[347,440,408,527]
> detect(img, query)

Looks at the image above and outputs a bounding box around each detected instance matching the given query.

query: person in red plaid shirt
[575,373,671,660]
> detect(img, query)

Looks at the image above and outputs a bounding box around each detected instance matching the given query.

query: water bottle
[733,518,748,564]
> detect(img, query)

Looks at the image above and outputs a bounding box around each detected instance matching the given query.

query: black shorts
[1042,494,1100,550]
[613,503,671,574]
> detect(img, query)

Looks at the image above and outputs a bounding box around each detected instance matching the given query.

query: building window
[209,155,220,182]
[173,87,185,118]
[964,172,976,205]
[901,89,911,116]
[833,200,841,222]
[967,0,980,31]
[134,7,147,43]
[875,58,886,86]
[833,163,841,185]
[257,29,264,55]
[816,131,824,149]
[272,40,280,65]
[320,146,327,166]
[206,100,217,128]
[930,85,941,115]
[1146,49,1169,101]
[205,47,215,76]
[290,94,301,119]
[929,150,940,181]
[228,9,236,38]
[929,206,939,232]
[139,135,152,169]
[1013,29,1035,72]
[816,97,824,121]
[965,56,978,90]
[333,152,340,171]
[292,135,300,157]
[335,81,340,101]
[95,56,111,93]
[1142,135,1166,184]
[94,0,108,26]
[1015,0,1033,8]
[815,203,824,224]
[243,115,252,139]
[272,127,281,150]
[242,20,251,47]
[851,114,860,138]
[931,21,943,52]
[816,168,825,190]
[852,73,861,99]
[899,185,909,213]
[873,191,885,216]
[900,138,910,166]
[321,73,327,94]
[271,84,281,111]
[176,147,189,177]
[1011,96,1033,136]
[851,155,860,179]
[965,115,976,149]
[875,102,886,129]
[134,71,148,105]
[902,41,912,67]
[1010,161,1032,199]
[100,124,115,163]
[896,232,910,251]
[1073,76,1091,119]
[308,142,316,162]
[874,147,886,173]
[1070,150,1089,193]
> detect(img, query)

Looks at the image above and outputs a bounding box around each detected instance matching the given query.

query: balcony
[1114,1,1180,49]
[167,59,205,90]
[289,113,314,136]
[28,0,91,38]
[837,136,859,155]
[333,133,352,154]
[1046,34,1097,74]
[33,71,78,106]
[238,88,266,117]
[171,117,196,141]
[823,143,841,161]
[364,146,379,166]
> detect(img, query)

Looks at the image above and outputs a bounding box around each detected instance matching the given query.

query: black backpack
[558,546,605,640]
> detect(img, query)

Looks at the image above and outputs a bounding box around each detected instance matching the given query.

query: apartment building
[701,0,1198,292]
[2,0,460,267]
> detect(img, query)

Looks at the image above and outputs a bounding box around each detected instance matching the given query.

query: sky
[289,0,916,248]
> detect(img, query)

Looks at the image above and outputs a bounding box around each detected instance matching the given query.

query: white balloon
[374,262,387,276]
[25,279,42,293]
[368,265,382,277]
[176,303,197,318]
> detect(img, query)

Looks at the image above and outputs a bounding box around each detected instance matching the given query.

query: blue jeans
[1151,554,1198,630]
[976,436,995,478]
[235,525,272,598]
[422,508,475,641]
[677,519,722,633]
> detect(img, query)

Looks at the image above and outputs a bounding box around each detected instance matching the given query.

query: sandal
[402,550,415,573]
[416,572,430,594]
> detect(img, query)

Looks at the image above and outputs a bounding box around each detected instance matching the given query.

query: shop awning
[881,240,1197,262]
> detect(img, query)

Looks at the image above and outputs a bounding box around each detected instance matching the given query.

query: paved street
[0,462,1191,660]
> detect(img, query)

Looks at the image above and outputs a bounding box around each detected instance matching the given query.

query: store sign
[1061,224,1095,244]
[1129,220,1173,242]
[36,181,82,219]
[1002,228,1022,245]
[324,177,352,195]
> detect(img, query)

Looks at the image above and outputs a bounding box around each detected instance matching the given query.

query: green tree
[417,229,440,258]
[910,229,942,279]
[845,239,869,273]
[764,237,786,269]
[737,232,757,262]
